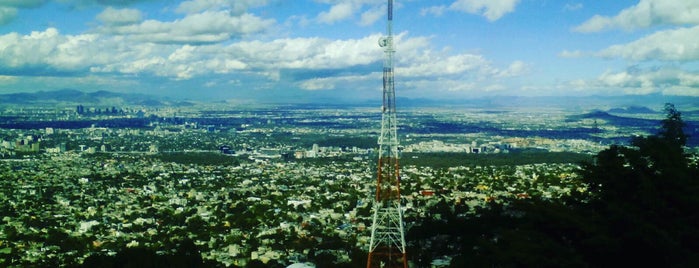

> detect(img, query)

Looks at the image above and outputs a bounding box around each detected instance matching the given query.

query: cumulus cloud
[317,2,358,24]
[0,26,378,83]
[298,75,372,91]
[558,49,585,58]
[0,7,17,25]
[396,41,527,85]
[1,0,47,8]
[359,5,384,26]
[361,33,507,82]
[567,66,699,96]
[57,0,152,8]
[0,27,245,80]
[404,79,477,94]
[91,42,249,80]
[596,25,699,61]
[420,5,447,17]
[98,11,274,44]
[495,60,529,78]
[175,0,269,15]
[563,3,582,11]
[399,53,491,78]
[574,0,699,33]
[0,28,111,75]
[97,7,142,26]
[312,0,387,25]
[422,0,519,21]
[0,0,47,25]
[449,0,520,21]
[177,0,228,13]
[227,34,382,70]
[0,9,527,97]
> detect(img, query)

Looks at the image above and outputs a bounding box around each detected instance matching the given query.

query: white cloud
[0,7,18,25]
[0,27,249,80]
[420,5,447,17]
[566,67,699,96]
[0,28,105,71]
[0,75,17,82]
[99,11,274,44]
[399,53,491,78]
[299,78,333,90]
[0,0,45,25]
[0,12,530,98]
[663,86,699,96]
[57,0,153,8]
[175,0,269,15]
[596,25,699,61]
[402,79,474,94]
[563,3,582,11]
[574,0,699,33]
[0,26,380,82]
[317,2,357,24]
[313,0,387,25]
[299,76,371,91]
[93,43,249,80]
[176,0,228,14]
[97,7,142,26]
[359,5,384,26]
[496,60,529,77]
[1,0,47,8]
[228,34,381,70]
[448,0,520,21]
[558,49,584,58]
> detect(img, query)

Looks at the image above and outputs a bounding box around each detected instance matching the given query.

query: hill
[607,106,656,114]
[0,89,194,107]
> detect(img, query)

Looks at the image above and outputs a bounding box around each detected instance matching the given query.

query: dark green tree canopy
[658,103,688,147]
[432,103,699,267]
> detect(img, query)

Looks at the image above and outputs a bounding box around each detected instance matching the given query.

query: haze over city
[2,0,698,101]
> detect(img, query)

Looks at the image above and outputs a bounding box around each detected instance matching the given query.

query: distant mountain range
[565,110,659,128]
[607,106,657,114]
[0,89,194,107]
[1,89,697,112]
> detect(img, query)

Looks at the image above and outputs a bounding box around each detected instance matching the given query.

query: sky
[0,0,698,102]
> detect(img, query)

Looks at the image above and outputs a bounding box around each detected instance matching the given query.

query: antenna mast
[367,0,408,267]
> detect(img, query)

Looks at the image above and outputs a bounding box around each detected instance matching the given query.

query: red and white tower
[367,0,407,267]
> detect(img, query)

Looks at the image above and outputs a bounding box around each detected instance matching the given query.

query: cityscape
[2,0,699,267]
[1,91,698,266]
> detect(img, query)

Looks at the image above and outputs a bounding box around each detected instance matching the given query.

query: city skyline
[1,0,698,101]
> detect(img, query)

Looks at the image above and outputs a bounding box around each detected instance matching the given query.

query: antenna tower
[367,0,407,267]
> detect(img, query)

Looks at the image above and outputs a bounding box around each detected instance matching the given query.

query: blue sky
[1,0,698,102]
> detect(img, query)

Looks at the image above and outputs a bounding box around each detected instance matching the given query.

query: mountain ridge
[0,89,193,107]
[1,89,697,111]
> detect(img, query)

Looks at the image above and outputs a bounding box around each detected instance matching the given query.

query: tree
[578,103,699,267]
[430,104,699,267]
[658,103,688,147]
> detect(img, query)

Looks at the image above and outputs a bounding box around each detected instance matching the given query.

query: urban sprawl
[0,103,689,266]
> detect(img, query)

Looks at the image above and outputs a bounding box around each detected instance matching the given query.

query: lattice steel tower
[367,0,407,267]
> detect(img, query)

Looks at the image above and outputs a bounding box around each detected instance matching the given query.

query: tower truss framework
[367,0,407,267]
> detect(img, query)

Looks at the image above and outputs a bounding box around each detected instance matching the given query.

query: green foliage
[410,103,699,267]
[576,103,699,266]
[658,103,688,147]
[402,151,592,168]
[152,152,244,166]
[80,239,206,268]
[314,136,377,148]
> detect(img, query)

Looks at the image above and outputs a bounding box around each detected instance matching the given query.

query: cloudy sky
[1,0,698,102]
